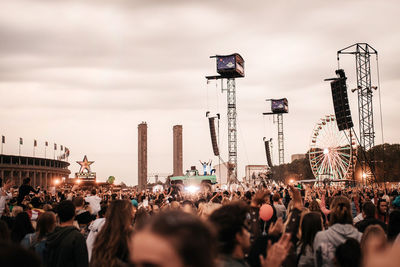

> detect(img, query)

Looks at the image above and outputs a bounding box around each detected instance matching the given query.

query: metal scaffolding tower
[337,43,377,151]
[226,78,238,182]
[263,98,288,166]
[277,114,285,165]
[206,53,244,184]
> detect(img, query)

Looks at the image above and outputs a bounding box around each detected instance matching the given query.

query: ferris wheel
[308,115,356,181]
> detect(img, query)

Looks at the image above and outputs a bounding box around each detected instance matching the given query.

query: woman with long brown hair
[90,200,134,267]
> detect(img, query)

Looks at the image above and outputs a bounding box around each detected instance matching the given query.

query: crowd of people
[1,176,400,267]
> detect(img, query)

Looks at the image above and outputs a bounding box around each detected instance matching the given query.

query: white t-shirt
[0,189,12,217]
[85,195,102,215]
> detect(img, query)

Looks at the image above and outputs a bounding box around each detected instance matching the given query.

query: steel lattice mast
[337,43,377,151]
[226,78,238,182]
[263,98,288,166]
[206,53,244,184]
[277,113,284,165]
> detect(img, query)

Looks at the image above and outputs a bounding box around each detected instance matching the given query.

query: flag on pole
[34,140,37,147]
[54,143,57,150]
[2,136,5,144]
[19,138,23,145]
[45,141,48,146]
[65,147,70,156]
[60,145,63,151]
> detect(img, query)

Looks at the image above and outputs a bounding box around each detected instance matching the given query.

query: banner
[34,140,37,147]
[2,136,4,144]
[19,138,23,145]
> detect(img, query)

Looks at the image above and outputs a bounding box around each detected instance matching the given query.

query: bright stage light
[185,185,199,193]
[362,173,367,179]
[289,179,294,184]
[76,179,81,184]
[323,148,329,155]
[54,179,60,185]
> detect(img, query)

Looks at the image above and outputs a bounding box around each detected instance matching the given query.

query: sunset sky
[1,0,399,185]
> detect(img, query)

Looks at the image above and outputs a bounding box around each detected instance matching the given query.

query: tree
[107,176,115,185]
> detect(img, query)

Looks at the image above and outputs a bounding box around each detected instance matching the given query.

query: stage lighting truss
[308,115,356,181]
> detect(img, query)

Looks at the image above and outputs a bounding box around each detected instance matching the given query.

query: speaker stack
[208,117,220,156]
[330,69,353,131]
[264,139,273,167]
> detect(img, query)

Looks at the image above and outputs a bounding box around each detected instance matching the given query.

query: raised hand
[260,233,292,267]
[268,217,284,236]
[289,185,302,210]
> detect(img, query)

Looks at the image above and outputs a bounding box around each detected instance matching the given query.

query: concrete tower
[138,122,147,190]
[173,125,183,176]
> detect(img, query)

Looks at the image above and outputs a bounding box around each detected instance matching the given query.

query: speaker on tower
[208,117,220,156]
[264,138,273,167]
[330,69,353,131]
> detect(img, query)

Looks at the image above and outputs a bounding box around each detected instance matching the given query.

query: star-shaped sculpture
[77,155,94,173]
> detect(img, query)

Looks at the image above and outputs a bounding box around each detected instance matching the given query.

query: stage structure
[337,44,377,151]
[206,53,244,184]
[337,43,380,184]
[245,165,269,184]
[263,98,289,165]
[75,155,96,183]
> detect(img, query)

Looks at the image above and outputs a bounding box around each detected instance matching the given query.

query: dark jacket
[355,217,387,233]
[17,185,39,204]
[44,226,88,267]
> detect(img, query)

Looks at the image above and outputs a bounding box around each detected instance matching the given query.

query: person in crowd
[272,192,287,220]
[90,200,134,267]
[130,210,216,267]
[363,234,400,267]
[313,196,362,267]
[334,238,361,267]
[360,224,387,258]
[387,210,400,242]
[376,198,389,224]
[0,241,42,267]
[73,196,95,236]
[0,179,13,218]
[209,201,251,267]
[86,205,107,261]
[355,201,387,233]
[309,199,327,227]
[297,212,323,267]
[10,211,34,243]
[198,202,221,219]
[85,189,102,216]
[0,220,10,241]
[45,200,88,267]
[17,177,39,205]
[21,211,56,260]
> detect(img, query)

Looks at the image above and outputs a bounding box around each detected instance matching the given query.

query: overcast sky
[1,0,399,185]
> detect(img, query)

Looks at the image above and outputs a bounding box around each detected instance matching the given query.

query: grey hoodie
[313,224,362,267]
